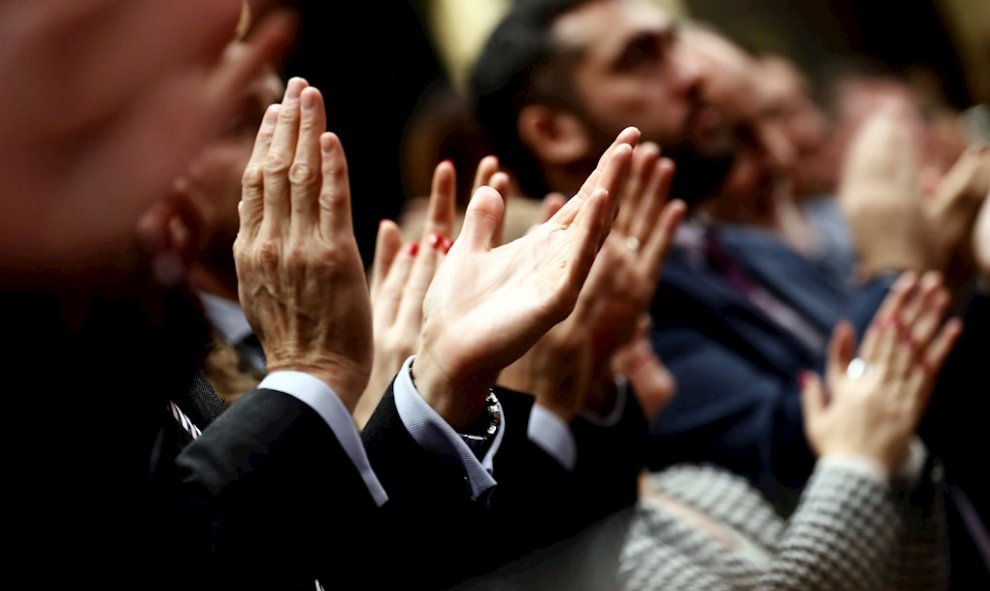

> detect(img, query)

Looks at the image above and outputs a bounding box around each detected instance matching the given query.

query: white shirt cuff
[259,371,388,507]
[578,377,628,427]
[528,405,577,471]
[392,356,502,501]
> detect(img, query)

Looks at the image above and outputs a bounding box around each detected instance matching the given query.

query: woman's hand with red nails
[801,272,962,474]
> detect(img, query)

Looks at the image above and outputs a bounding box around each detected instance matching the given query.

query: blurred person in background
[471,0,989,583]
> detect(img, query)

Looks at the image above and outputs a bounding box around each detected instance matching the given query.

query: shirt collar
[199,292,253,345]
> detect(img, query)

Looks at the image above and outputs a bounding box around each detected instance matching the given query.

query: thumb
[459,186,505,251]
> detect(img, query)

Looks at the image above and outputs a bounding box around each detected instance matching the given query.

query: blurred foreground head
[0,0,291,287]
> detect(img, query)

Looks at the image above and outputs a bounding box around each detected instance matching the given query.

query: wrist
[411,348,491,431]
[266,357,367,412]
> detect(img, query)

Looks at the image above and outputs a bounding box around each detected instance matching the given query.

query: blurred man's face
[186,49,284,269]
[554,0,729,158]
[682,29,794,217]
[758,58,830,198]
[546,0,736,204]
[0,0,272,280]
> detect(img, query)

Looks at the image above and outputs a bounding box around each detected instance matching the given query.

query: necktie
[168,401,202,440]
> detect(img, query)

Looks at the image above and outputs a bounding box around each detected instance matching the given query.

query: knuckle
[319,189,346,212]
[264,153,292,175]
[289,162,319,187]
[241,165,264,190]
[257,240,281,267]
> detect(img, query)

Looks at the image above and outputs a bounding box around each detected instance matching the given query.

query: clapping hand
[234,79,372,411]
[801,272,962,473]
[411,129,640,429]
[500,143,685,421]
[355,159,510,426]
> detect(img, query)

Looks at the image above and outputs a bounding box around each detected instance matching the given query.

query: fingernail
[301,89,318,110]
[429,232,444,250]
[287,78,306,99]
[407,242,419,256]
[442,238,454,254]
[797,372,809,388]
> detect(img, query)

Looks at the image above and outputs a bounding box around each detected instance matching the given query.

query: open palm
[412,129,639,425]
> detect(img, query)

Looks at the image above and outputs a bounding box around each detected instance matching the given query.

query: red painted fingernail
[797,373,809,388]
[442,238,454,254]
[408,242,419,256]
[429,232,444,250]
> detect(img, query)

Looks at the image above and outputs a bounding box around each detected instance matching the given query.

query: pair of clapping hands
[238,80,962,473]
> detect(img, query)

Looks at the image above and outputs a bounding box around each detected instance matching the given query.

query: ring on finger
[846,357,870,380]
[625,236,641,253]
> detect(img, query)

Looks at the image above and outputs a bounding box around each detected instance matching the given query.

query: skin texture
[501,142,685,421]
[0,1,293,283]
[412,129,640,429]
[355,158,510,427]
[802,272,962,474]
[235,79,373,410]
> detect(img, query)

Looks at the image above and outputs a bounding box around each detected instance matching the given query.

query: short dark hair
[469,0,593,198]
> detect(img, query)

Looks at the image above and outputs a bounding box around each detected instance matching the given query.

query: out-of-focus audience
[2,0,987,588]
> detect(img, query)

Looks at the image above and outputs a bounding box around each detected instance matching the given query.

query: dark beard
[663,139,738,210]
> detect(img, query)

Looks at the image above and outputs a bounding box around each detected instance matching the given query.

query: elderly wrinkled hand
[234,78,372,411]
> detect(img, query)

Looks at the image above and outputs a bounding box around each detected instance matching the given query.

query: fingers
[630,159,676,243]
[424,160,457,240]
[860,272,917,360]
[826,321,856,387]
[288,86,327,237]
[553,128,639,225]
[371,220,403,298]
[240,104,279,238]
[567,188,613,285]
[541,193,568,223]
[922,318,963,377]
[641,199,687,283]
[459,186,506,252]
[318,132,354,240]
[396,233,445,329]
[376,241,418,325]
[490,172,512,246]
[892,279,949,378]
[906,317,963,422]
[800,372,827,426]
[615,142,660,236]
[552,144,634,228]
[261,77,307,239]
[471,156,499,195]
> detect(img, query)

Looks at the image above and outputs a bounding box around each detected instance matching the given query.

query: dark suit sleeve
[171,387,378,588]
[361,384,498,588]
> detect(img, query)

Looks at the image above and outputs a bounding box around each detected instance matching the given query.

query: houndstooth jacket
[620,462,948,591]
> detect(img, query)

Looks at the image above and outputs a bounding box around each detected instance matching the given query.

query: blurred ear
[518,103,592,167]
